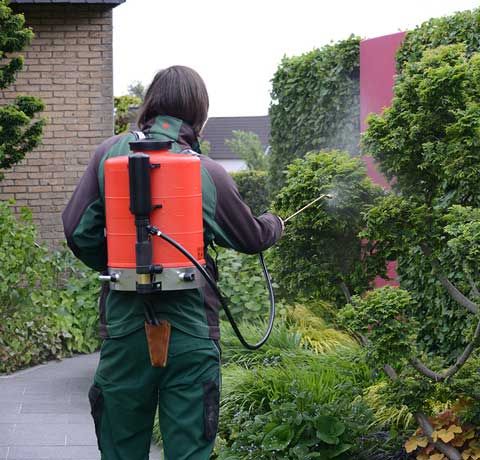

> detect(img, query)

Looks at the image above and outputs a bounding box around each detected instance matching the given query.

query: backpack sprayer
[100,137,332,351]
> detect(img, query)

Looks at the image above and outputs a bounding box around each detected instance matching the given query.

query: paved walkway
[0,353,162,460]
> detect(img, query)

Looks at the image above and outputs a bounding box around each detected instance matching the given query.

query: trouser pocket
[88,384,104,451]
[203,380,220,442]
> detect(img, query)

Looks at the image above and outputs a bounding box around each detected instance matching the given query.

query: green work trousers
[88,326,221,460]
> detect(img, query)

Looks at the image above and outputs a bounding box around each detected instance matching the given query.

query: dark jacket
[62,115,283,340]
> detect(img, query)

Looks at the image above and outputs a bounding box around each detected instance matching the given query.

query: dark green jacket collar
[144,116,200,153]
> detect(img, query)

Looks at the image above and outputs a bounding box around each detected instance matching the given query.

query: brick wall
[0,4,114,245]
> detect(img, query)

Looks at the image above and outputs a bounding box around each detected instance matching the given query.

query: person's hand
[278,216,285,234]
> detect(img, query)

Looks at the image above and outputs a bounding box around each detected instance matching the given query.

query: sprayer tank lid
[129,140,173,152]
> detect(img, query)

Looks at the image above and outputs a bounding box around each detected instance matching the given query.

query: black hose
[148,226,275,350]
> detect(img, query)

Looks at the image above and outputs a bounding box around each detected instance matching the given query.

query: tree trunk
[420,244,478,314]
[338,281,351,303]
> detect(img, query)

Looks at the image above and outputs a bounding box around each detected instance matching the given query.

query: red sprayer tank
[103,143,205,291]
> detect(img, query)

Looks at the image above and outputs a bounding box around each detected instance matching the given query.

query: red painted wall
[360,31,406,287]
[360,31,406,132]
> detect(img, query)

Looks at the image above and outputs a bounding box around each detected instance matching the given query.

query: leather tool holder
[145,320,171,367]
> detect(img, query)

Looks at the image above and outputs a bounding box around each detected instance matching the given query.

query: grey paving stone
[20,402,86,414]
[68,398,90,411]
[7,424,67,446]
[23,384,68,396]
[0,393,70,403]
[66,378,93,392]
[0,425,15,447]
[0,414,69,424]
[69,394,89,404]
[65,424,97,446]
[67,414,92,425]
[8,445,100,459]
[0,386,25,397]
[0,404,20,416]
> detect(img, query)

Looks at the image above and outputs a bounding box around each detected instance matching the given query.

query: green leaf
[262,424,295,451]
[314,416,345,445]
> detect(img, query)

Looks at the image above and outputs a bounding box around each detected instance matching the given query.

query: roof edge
[10,0,126,6]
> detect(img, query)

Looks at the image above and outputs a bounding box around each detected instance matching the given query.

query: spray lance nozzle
[283,193,333,224]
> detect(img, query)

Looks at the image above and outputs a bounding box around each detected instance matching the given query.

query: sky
[113,0,480,117]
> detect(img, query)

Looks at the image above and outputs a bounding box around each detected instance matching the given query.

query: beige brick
[32,38,54,46]
[78,38,98,45]
[64,177,83,186]
[69,31,90,38]
[30,185,53,193]
[77,24,101,31]
[28,172,53,179]
[52,64,78,72]
[40,192,65,199]
[8,172,28,180]
[37,32,64,39]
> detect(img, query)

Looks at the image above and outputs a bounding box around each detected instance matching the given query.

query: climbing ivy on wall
[268,36,360,190]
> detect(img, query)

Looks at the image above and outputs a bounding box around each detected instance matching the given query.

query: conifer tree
[0,0,44,179]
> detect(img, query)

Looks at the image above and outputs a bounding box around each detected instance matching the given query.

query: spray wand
[283,193,333,224]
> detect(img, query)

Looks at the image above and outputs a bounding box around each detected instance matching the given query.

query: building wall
[0,4,114,245]
[360,32,406,287]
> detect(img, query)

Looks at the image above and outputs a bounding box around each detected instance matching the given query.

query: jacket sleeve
[202,158,283,254]
[62,136,121,271]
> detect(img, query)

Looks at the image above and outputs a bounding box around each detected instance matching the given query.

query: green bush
[338,284,480,429]
[269,36,360,190]
[217,348,374,459]
[365,9,480,358]
[214,301,375,459]
[216,394,372,460]
[0,312,65,373]
[216,246,277,323]
[55,261,101,354]
[338,287,417,370]
[271,150,384,305]
[230,170,269,216]
[0,202,56,317]
[363,44,480,358]
[397,7,480,70]
[0,202,101,373]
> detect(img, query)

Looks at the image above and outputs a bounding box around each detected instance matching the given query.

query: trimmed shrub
[397,8,480,70]
[363,44,480,358]
[271,150,384,305]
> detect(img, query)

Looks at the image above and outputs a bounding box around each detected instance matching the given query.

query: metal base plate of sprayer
[102,266,205,291]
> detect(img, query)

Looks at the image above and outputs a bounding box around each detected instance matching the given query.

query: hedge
[268,36,360,190]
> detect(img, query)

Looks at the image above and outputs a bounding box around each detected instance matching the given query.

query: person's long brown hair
[137,66,209,135]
